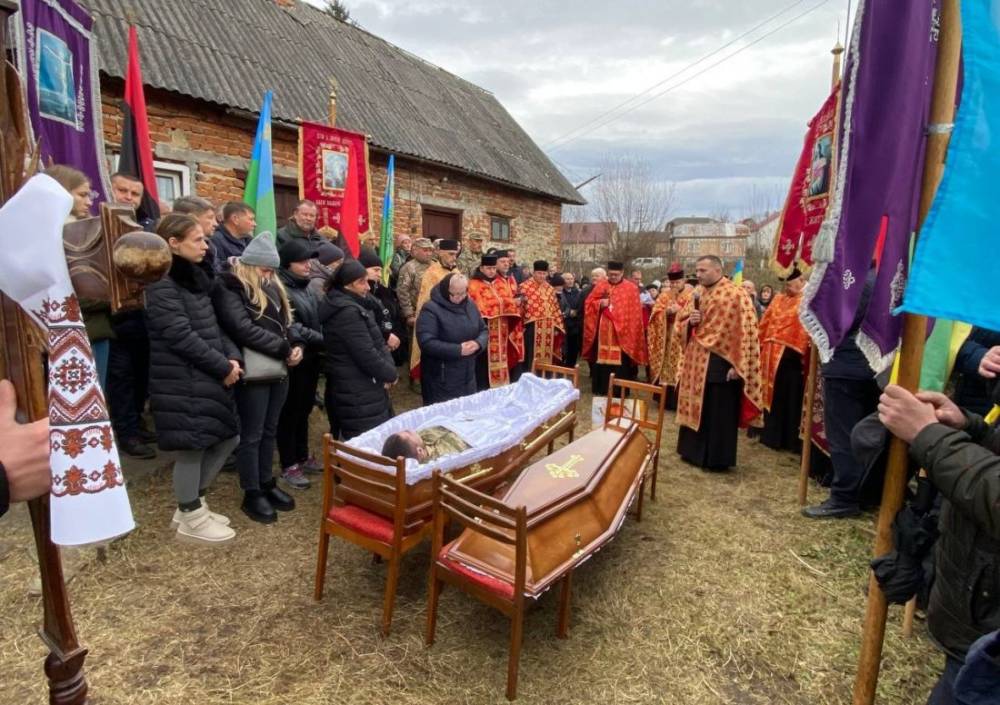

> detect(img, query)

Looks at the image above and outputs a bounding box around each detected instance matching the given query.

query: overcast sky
[336,0,853,219]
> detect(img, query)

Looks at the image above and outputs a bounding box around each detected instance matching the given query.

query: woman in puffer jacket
[416,273,487,404]
[319,260,398,440]
[213,234,304,524]
[145,214,242,545]
[275,239,325,490]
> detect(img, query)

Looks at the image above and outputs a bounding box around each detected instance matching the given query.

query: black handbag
[241,346,287,383]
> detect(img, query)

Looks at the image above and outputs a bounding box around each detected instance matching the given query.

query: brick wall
[100,82,563,265]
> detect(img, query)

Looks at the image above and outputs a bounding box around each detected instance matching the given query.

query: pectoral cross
[546,454,584,479]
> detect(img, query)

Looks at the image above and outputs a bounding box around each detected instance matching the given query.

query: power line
[542,0,810,151]
[546,0,831,154]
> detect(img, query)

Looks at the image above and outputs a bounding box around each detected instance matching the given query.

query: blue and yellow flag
[379,154,395,284]
[243,91,277,239]
[901,0,999,331]
[732,259,744,285]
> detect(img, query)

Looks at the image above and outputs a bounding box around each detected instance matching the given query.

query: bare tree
[588,153,675,263]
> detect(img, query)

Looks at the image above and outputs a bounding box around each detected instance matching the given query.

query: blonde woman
[213,234,304,524]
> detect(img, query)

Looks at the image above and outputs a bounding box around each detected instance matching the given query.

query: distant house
[744,212,781,253]
[559,221,616,272]
[79,0,583,263]
[666,217,749,269]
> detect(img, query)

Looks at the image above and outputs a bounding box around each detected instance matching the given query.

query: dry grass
[0,382,939,704]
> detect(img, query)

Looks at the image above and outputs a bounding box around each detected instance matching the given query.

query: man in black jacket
[953,328,1000,415]
[803,267,879,518]
[878,384,1000,704]
[559,272,584,367]
[276,200,325,248]
[209,202,256,272]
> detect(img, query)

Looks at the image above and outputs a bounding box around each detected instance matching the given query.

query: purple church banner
[15,0,110,203]
[800,0,939,372]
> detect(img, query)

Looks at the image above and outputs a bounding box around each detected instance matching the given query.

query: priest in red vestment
[757,268,810,451]
[582,261,648,395]
[674,255,763,470]
[519,260,565,370]
[647,262,694,409]
[468,254,524,389]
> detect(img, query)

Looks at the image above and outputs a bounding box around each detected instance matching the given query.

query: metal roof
[80,0,584,205]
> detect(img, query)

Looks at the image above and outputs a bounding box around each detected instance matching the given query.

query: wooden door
[275,182,300,229]
[422,208,461,240]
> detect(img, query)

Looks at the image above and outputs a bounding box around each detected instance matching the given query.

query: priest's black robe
[677,354,742,470]
[760,349,804,452]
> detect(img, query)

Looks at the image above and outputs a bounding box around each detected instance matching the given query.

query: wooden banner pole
[851,2,962,702]
[798,350,818,505]
[798,39,844,506]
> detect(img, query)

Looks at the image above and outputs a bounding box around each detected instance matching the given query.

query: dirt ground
[0,381,939,704]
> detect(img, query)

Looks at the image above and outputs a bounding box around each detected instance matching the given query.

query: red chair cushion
[327,504,394,544]
[438,543,515,600]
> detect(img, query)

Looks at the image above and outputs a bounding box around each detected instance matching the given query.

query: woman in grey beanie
[212,234,305,523]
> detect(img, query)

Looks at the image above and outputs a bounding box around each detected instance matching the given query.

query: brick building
[83,0,583,264]
[665,217,749,269]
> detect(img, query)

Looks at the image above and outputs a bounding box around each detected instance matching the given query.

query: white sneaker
[171,499,231,529]
[175,506,235,545]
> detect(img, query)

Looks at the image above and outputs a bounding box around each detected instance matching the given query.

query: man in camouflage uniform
[396,237,435,328]
[380,427,471,463]
[457,232,486,277]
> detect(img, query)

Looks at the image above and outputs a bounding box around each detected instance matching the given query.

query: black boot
[242,490,277,524]
[263,480,295,512]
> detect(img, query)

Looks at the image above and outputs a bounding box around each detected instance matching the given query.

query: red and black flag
[118,26,160,224]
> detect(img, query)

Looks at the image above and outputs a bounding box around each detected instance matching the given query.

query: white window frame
[152,159,191,205]
[110,153,191,205]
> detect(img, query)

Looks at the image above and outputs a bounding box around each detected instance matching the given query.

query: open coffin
[335,373,579,529]
[442,420,652,598]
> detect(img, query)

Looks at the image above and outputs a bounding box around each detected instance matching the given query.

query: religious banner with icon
[770,85,839,277]
[298,121,372,256]
[15,0,112,205]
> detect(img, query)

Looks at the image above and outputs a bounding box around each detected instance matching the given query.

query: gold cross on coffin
[546,454,583,479]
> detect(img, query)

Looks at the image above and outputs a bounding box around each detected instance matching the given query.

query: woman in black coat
[213,234,304,524]
[319,260,398,440]
[359,247,408,367]
[144,214,241,545]
[416,273,487,404]
[275,240,326,489]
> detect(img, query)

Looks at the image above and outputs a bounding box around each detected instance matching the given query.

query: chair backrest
[323,434,408,545]
[531,361,580,390]
[431,470,527,599]
[603,375,668,448]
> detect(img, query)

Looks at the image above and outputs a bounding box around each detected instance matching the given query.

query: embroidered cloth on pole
[901,0,1000,334]
[800,0,939,371]
[0,175,134,546]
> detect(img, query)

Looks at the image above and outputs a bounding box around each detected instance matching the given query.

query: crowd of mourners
[0,164,995,704]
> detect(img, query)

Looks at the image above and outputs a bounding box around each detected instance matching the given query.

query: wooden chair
[314,434,433,636]
[531,361,580,448]
[603,374,668,520]
[425,471,572,701]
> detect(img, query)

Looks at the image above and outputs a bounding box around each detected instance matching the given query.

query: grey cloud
[335,0,850,214]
